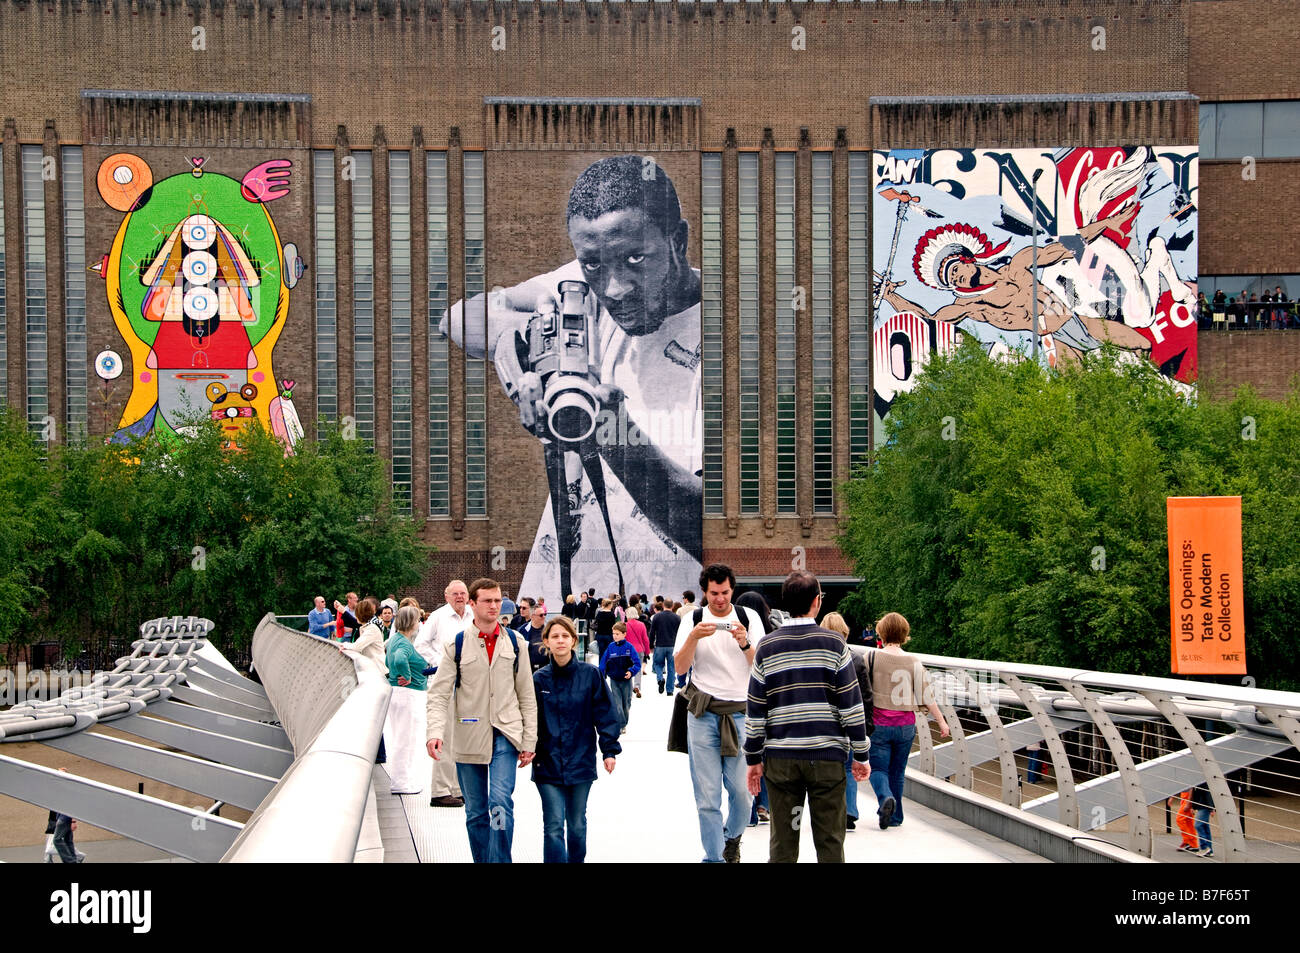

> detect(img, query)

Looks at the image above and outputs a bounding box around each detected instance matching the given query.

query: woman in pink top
[867,612,950,829]
[624,615,651,697]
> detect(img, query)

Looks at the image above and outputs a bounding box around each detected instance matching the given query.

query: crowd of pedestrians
[310,565,956,864]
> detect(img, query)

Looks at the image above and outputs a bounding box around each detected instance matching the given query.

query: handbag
[667,682,690,753]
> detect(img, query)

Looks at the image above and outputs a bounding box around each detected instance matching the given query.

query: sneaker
[1176,844,1194,852]
[878,796,896,829]
[430,795,465,808]
[723,836,741,863]
[756,806,770,823]
[658,681,665,694]
[846,816,857,831]
[1195,847,1214,857]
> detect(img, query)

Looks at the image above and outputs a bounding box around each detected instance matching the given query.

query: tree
[0,409,433,662]
[839,342,1300,690]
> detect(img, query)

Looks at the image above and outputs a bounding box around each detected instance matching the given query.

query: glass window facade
[427,152,451,518]
[351,151,375,444]
[811,152,834,514]
[774,152,797,514]
[21,145,47,434]
[847,151,870,471]
[737,152,760,515]
[312,151,338,438]
[1200,101,1300,159]
[62,146,86,439]
[701,153,724,515]
[463,152,487,517]
[389,151,413,512]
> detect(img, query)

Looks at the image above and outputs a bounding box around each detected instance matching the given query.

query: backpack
[453,628,520,690]
[855,650,876,737]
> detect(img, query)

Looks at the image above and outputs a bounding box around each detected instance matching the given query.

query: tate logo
[49,883,152,934]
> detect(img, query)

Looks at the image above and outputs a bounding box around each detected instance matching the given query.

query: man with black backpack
[673,564,765,863]
[426,578,538,863]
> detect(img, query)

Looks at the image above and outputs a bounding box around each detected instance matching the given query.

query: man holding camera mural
[441,156,703,605]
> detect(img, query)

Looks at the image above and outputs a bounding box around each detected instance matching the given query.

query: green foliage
[0,409,432,659]
[839,341,1300,690]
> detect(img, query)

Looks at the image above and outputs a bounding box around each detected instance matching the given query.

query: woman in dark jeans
[593,599,617,659]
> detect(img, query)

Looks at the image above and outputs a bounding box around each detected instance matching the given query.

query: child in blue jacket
[600,622,642,733]
[532,616,621,863]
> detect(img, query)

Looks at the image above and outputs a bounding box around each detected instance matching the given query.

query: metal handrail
[883,648,1300,863]
[220,613,390,863]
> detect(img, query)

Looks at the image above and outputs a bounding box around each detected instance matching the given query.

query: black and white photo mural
[442,153,702,604]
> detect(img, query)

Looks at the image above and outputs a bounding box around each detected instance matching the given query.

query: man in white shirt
[441,156,703,604]
[673,564,764,863]
[414,579,471,808]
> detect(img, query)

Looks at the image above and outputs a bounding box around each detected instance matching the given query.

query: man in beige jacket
[426,577,538,863]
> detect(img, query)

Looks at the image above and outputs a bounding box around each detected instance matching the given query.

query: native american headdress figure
[912,223,1011,296]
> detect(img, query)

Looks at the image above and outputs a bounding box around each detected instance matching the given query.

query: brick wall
[1198,330,1300,401]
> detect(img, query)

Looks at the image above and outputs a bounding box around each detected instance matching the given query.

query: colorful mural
[872,146,1198,434]
[95,154,304,449]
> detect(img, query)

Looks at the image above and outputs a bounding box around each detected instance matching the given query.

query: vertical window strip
[0,152,6,402]
[351,151,375,444]
[847,152,870,471]
[427,152,450,517]
[701,153,724,516]
[313,151,338,438]
[62,147,86,439]
[21,145,47,434]
[811,152,834,514]
[389,151,413,513]
[774,152,797,514]
[463,152,487,518]
[737,153,760,515]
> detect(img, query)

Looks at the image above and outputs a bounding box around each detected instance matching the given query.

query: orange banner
[1167,497,1246,675]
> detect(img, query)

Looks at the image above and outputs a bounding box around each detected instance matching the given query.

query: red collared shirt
[479,623,500,663]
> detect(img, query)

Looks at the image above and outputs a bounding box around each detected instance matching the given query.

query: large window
[811,152,834,514]
[428,152,451,518]
[774,152,797,514]
[21,145,47,434]
[463,152,487,518]
[62,147,86,438]
[313,151,338,438]
[737,153,761,515]
[847,151,871,470]
[1200,101,1300,159]
[389,151,413,512]
[701,153,724,516]
[351,151,375,444]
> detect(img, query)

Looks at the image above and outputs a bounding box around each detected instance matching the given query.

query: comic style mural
[94,154,305,449]
[872,147,1198,435]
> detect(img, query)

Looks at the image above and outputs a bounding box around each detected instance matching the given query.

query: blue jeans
[845,753,859,820]
[1194,807,1212,852]
[537,781,593,863]
[868,723,916,826]
[687,709,751,862]
[455,730,519,863]
[608,677,632,730]
[652,646,676,690]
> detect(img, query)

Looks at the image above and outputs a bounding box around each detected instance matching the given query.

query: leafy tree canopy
[839,341,1300,690]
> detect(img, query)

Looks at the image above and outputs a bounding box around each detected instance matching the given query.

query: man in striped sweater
[744,571,870,863]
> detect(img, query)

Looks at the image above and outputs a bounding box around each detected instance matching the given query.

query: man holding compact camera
[441,155,703,606]
[674,563,765,863]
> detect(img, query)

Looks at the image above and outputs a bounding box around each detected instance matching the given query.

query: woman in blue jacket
[532,616,622,863]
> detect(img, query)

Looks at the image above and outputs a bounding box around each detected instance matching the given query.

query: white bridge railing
[890,650,1300,863]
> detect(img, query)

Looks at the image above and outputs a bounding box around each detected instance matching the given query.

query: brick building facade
[1,0,1296,604]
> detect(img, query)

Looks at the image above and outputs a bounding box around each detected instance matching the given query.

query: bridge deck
[376,683,1049,863]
